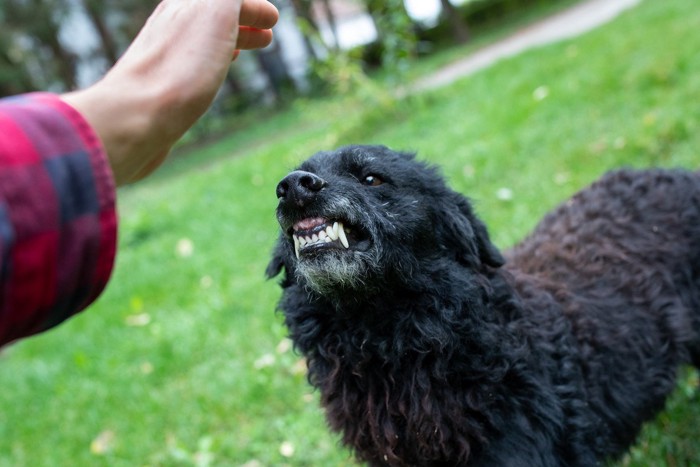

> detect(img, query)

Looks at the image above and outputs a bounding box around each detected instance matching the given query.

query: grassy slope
[1,0,699,465]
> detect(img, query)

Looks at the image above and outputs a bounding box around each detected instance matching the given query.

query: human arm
[0,0,278,346]
[61,0,279,186]
[0,93,117,345]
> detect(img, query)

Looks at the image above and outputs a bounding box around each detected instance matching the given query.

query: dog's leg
[466,409,599,467]
[472,432,566,467]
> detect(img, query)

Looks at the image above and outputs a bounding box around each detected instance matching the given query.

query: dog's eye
[362,175,383,186]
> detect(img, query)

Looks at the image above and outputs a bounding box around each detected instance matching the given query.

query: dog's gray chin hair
[296,250,376,295]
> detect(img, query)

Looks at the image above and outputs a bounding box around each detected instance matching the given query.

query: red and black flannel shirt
[0,93,117,346]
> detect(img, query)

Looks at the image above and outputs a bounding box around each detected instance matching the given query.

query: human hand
[62,0,279,186]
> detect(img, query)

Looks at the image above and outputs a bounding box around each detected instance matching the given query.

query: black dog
[266,145,700,466]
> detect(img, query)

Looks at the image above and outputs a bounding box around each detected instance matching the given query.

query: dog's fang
[338,223,349,249]
[293,235,300,259]
[333,222,340,240]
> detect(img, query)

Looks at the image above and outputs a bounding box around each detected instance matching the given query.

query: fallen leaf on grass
[90,430,115,455]
[125,313,151,327]
[280,441,295,458]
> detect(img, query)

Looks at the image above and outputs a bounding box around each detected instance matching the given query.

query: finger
[232,49,241,61]
[239,0,279,30]
[235,27,274,50]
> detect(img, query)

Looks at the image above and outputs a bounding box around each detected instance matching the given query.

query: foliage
[0,0,699,465]
[0,0,577,102]
[362,0,418,75]
[0,0,161,96]
[0,0,76,92]
[0,31,35,95]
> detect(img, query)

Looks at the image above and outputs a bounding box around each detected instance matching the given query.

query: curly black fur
[266,145,700,466]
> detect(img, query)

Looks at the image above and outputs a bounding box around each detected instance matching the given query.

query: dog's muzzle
[275,171,343,258]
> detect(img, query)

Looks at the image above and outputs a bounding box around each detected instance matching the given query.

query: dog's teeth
[338,222,349,249]
[294,223,348,253]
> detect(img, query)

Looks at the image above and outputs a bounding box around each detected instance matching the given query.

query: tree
[287,0,327,60]
[80,0,120,65]
[113,0,160,43]
[362,0,417,71]
[288,0,322,34]
[439,0,470,44]
[254,40,294,101]
[317,0,340,50]
[0,33,36,96]
[1,0,78,91]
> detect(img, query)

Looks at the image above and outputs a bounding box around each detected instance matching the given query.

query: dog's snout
[276,171,327,205]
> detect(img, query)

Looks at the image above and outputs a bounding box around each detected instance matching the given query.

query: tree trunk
[45,30,78,90]
[225,70,244,94]
[254,40,292,102]
[288,0,322,59]
[289,0,322,33]
[83,0,120,64]
[439,0,470,43]
[317,0,340,50]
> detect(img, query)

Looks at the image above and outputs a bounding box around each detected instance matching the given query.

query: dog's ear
[266,236,295,287]
[265,248,284,279]
[439,193,505,269]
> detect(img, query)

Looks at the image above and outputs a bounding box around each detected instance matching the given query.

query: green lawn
[1,0,699,465]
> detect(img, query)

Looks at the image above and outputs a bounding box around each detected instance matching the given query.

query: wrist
[61,80,169,186]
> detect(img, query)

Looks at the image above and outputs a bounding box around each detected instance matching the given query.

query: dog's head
[266,145,504,296]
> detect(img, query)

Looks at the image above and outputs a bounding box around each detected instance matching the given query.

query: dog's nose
[276,170,327,206]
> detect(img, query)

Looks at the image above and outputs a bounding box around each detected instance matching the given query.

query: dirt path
[412,0,641,92]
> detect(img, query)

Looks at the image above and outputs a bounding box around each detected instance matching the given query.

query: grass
[1,0,699,465]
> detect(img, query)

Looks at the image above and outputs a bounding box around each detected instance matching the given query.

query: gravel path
[412,0,641,92]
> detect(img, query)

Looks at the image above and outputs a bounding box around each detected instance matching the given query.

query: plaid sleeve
[0,92,118,346]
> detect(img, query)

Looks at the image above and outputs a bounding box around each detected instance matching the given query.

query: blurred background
[1,0,699,465]
[0,0,564,133]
